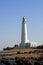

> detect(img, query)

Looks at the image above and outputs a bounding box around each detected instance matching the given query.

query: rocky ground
[0,49,43,65]
[0,56,43,65]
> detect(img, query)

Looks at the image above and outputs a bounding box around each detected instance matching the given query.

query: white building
[20,16,37,47]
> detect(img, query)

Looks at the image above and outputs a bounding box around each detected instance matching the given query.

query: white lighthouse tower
[20,16,30,47]
[20,16,37,47]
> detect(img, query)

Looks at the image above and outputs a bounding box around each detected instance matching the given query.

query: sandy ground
[0,48,43,59]
[3,53,41,59]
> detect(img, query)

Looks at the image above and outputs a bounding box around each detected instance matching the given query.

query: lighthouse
[20,16,37,47]
[20,16,30,47]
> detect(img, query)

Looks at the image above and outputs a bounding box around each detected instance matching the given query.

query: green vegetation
[37,45,43,49]
[3,44,43,50]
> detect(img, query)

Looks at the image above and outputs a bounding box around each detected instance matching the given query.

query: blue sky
[0,0,43,50]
